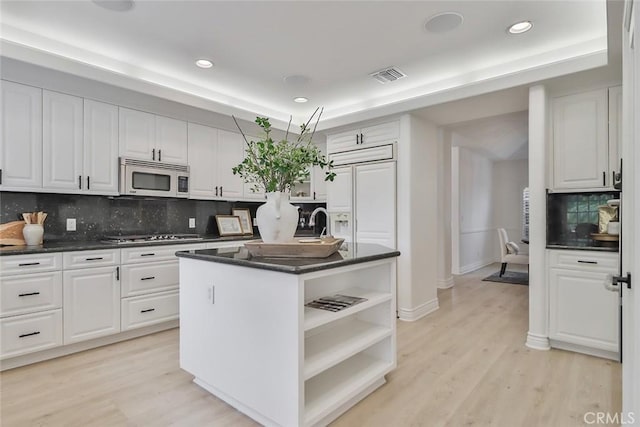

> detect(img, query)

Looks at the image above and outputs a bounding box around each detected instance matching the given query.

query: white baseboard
[549,339,619,361]
[398,298,439,322]
[525,332,551,351]
[458,259,494,275]
[437,276,454,289]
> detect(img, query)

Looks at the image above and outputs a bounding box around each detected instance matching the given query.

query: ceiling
[0,0,609,130]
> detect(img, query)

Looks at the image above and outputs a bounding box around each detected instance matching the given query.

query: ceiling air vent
[370,67,407,84]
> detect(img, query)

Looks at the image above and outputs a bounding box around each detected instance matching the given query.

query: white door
[327,166,353,212]
[621,0,638,417]
[355,162,396,249]
[0,81,42,189]
[42,90,84,191]
[552,89,609,189]
[63,267,120,344]
[119,107,155,160]
[155,115,188,164]
[83,99,119,194]
[187,123,217,199]
[216,130,244,199]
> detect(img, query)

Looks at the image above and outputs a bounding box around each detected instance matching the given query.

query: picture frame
[232,208,254,235]
[215,215,244,236]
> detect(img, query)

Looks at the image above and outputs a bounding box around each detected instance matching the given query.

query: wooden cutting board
[0,221,26,245]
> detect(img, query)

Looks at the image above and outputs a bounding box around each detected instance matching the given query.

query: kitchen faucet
[309,207,331,238]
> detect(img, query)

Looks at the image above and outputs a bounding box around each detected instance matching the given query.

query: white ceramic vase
[23,224,44,246]
[256,192,299,243]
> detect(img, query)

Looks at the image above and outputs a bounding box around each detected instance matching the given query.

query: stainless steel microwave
[119,157,189,198]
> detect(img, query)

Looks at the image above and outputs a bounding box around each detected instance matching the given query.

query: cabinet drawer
[1,309,63,359]
[121,291,179,330]
[121,243,206,264]
[548,250,618,272]
[63,249,120,269]
[1,272,62,318]
[0,253,62,276]
[121,261,179,297]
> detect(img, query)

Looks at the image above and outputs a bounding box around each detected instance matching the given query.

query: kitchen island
[176,243,400,427]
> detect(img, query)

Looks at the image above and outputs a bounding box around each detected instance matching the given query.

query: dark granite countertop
[0,235,258,256]
[176,242,401,274]
[546,244,619,253]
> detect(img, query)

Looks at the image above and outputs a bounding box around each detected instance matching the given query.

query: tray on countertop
[244,237,345,258]
[590,233,619,242]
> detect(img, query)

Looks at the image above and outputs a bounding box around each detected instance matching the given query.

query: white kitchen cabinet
[0,271,63,318]
[121,290,179,331]
[291,143,328,202]
[42,90,84,191]
[119,107,187,163]
[608,85,622,184]
[548,249,619,359]
[43,93,119,195]
[63,266,120,344]
[326,121,399,154]
[0,310,63,359]
[155,115,188,164]
[0,80,43,190]
[188,125,244,200]
[83,99,119,194]
[551,88,612,190]
[327,162,396,249]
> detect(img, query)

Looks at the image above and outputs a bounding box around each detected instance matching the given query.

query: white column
[526,85,550,350]
[437,129,454,288]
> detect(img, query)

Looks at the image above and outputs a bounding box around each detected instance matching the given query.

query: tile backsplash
[0,192,327,242]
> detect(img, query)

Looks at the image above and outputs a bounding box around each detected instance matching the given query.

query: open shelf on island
[304,343,393,427]
[305,317,391,380]
[303,287,391,331]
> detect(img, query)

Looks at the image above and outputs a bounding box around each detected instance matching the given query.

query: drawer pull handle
[140,253,155,257]
[18,262,40,267]
[18,292,40,297]
[19,331,40,338]
[577,260,598,264]
[85,257,104,261]
[140,276,155,281]
[140,308,155,313]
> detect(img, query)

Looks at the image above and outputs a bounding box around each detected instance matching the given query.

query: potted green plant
[232,108,335,243]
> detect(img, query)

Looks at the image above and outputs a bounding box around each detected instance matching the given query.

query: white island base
[178,247,397,427]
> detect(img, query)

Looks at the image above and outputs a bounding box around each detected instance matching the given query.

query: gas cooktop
[102,234,204,244]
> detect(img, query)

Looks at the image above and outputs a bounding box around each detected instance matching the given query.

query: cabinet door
[326,129,358,154]
[290,168,313,202]
[360,121,399,147]
[84,100,119,194]
[608,86,622,187]
[312,165,327,201]
[216,130,245,199]
[155,115,188,164]
[187,123,218,199]
[327,166,353,212]
[355,162,396,249]
[42,90,84,191]
[63,266,120,344]
[549,268,619,352]
[0,81,43,189]
[552,89,608,189]
[119,107,155,160]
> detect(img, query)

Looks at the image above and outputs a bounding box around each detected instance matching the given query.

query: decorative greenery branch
[232,110,335,194]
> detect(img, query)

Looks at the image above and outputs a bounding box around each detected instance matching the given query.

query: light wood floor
[0,264,621,427]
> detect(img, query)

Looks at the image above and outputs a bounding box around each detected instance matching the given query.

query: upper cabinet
[42,92,119,195]
[0,81,43,190]
[187,125,245,200]
[551,87,620,191]
[326,121,399,154]
[119,107,187,164]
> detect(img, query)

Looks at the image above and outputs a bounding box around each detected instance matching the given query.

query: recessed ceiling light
[293,97,308,103]
[508,21,533,34]
[195,59,213,68]
[424,12,464,33]
[92,0,134,12]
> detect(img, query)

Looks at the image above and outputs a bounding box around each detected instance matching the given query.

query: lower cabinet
[0,310,63,358]
[122,290,179,331]
[63,266,120,344]
[548,250,619,359]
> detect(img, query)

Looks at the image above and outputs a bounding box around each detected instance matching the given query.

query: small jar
[607,221,620,236]
[23,224,44,246]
